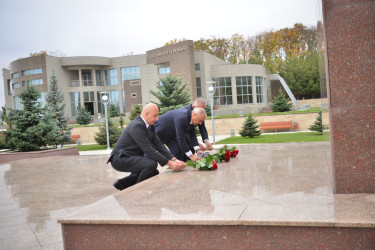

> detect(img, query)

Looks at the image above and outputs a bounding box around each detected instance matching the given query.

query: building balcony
[69,80,80,87]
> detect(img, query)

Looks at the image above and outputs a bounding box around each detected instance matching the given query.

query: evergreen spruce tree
[94,118,122,146]
[309,111,328,133]
[76,106,92,125]
[1,106,6,125]
[46,74,72,146]
[205,104,212,117]
[0,131,6,149]
[118,116,125,128]
[129,105,142,121]
[270,89,293,112]
[108,103,119,117]
[4,85,58,151]
[150,75,191,114]
[239,114,262,138]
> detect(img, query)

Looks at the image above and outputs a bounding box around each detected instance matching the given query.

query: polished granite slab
[0,154,121,250]
[58,142,375,228]
[1,142,374,249]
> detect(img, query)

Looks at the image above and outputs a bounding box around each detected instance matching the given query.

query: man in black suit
[107,103,185,191]
[155,107,207,162]
[182,97,213,151]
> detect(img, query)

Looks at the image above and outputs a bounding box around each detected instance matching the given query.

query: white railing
[69,80,80,87]
[270,74,298,105]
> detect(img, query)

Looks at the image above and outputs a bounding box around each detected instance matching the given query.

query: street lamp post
[100,92,110,151]
[206,81,216,144]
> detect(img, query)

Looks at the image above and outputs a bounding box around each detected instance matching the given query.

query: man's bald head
[191,107,207,126]
[141,103,159,125]
[192,98,207,109]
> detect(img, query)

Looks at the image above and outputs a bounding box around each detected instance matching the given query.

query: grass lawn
[75,144,113,151]
[209,107,328,119]
[72,132,330,151]
[216,131,330,144]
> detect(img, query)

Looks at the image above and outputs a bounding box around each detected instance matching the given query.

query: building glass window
[7,79,12,95]
[122,89,126,113]
[195,63,200,71]
[82,70,93,86]
[70,92,80,116]
[97,92,104,115]
[236,76,253,104]
[256,76,263,103]
[12,82,20,89]
[121,66,140,81]
[196,77,202,97]
[105,69,118,86]
[83,91,95,115]
[37,93,45,107]
[11,72,19,78]
[158,67,170,75]
[14,96,22,110]
[22,79,43,87]
[22,68,42,76]
[212,77,233,106]
[95,70,103,86]
[30,79,43,86]
[110,90,120,113]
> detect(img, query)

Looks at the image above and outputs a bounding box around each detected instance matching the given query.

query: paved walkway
[79,134,232,155]
[0,135,229,249]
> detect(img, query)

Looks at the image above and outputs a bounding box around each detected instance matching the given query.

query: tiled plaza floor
[1,141,375,249]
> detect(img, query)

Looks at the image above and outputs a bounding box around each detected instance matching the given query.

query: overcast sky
[0,0,322,107]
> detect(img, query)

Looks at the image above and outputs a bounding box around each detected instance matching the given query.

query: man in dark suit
[182,98,213,151]
[107,103,185,191]
[155,107,207,162]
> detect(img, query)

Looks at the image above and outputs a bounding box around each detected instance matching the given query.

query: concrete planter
[0,147,79,164]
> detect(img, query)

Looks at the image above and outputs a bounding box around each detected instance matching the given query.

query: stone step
[58,142,375,249]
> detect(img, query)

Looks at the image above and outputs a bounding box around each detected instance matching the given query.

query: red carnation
[225,150,230,155]
[211,160,218,170]
[225,155,230,162]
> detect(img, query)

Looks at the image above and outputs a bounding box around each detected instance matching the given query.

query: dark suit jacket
[182,104,209,142]
[107,116,173,166]
[154,108,198,155]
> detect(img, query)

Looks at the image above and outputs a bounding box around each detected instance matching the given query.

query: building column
[78,69,82,87]
[231,76,237,105]
[252,76,257,104]
[92,69,96,86]
[323,0,375,193]
[262,77,267,104]
[78,69,84,108]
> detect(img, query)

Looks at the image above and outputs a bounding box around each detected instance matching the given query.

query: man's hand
[199,143,206,151]
[197,150,204,156]
[189,154,201,162]
[205,141,213,151]
[167,160,186,171]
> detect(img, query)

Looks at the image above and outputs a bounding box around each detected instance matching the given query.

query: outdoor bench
[260,121,293,132]
[70,135,81,143]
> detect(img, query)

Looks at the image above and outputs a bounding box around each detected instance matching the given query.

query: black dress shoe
[113,173,139,191]
[113,179,126,190]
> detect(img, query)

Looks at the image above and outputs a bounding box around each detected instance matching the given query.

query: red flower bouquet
[212,145,239,163]
[186,157,218,171]
[186,145,239,171]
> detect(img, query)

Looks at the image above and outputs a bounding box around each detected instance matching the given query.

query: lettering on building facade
[149,45,188,59]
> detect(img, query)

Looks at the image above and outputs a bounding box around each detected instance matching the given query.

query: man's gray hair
[193,107,207,117]
[193,97,207,107]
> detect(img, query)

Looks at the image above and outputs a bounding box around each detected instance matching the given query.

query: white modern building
[2,40,291,120]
